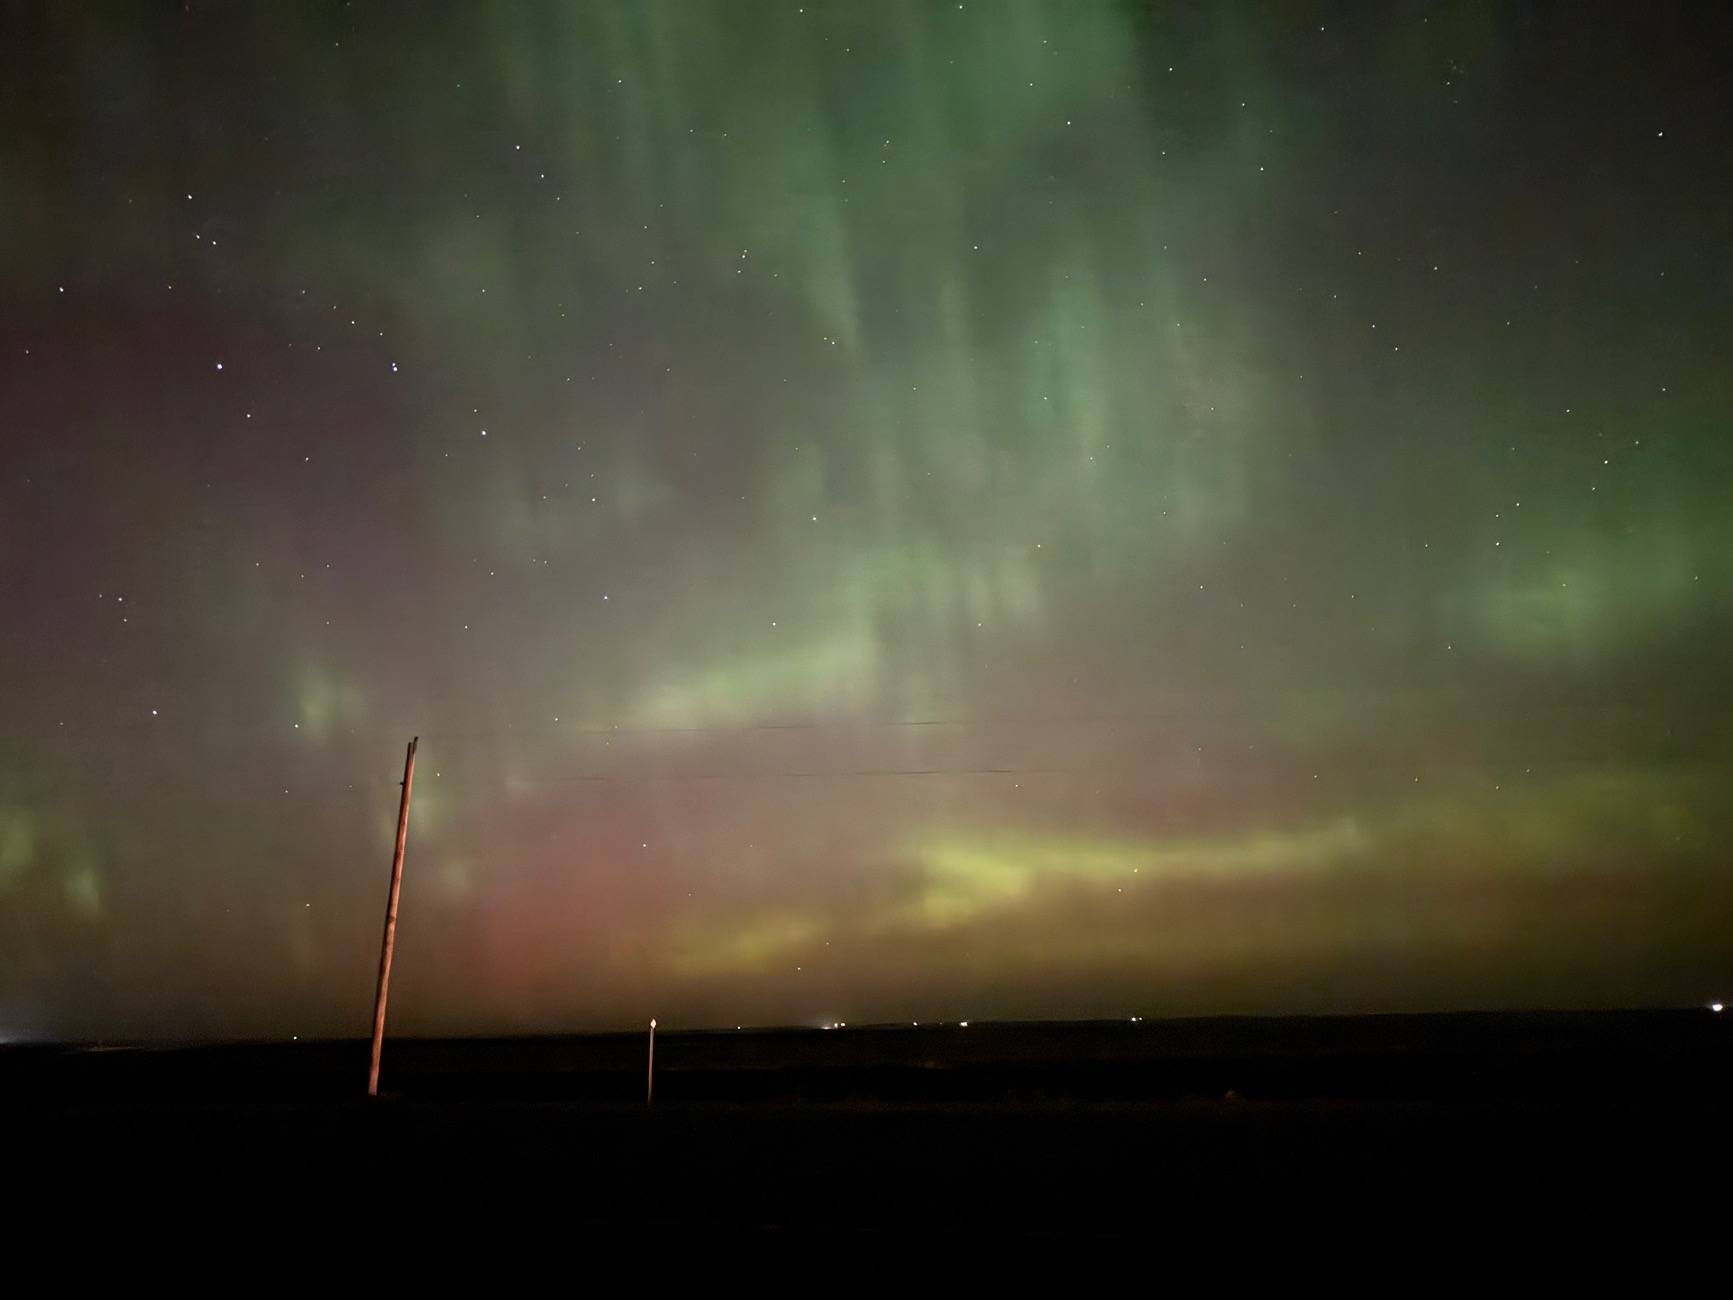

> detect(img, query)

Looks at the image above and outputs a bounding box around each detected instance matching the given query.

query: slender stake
[647,1018,657,1107]
[367,736,418,1097]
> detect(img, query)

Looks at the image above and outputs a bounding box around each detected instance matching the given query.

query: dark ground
[7,1011,1729,1246]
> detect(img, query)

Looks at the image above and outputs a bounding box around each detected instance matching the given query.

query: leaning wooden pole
[367,736,418,1097]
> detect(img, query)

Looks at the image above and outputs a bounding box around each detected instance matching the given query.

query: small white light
[959,1020,969,1027]
[1714,1003,1725,1013]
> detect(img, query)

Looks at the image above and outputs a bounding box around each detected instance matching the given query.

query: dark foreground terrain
[7,1011,1729,1245]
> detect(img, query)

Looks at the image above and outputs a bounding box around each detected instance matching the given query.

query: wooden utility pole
[647,1018,657,1106]
[367,736,418,1097]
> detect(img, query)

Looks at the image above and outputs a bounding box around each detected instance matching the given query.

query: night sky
[3,2,1731,1042]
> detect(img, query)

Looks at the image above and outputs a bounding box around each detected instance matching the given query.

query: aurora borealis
[3,1,1731,1041]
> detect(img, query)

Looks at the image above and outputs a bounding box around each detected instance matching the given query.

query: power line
[0,709,1202,748]
[0,759,1209,801]
[2,750,1684,804]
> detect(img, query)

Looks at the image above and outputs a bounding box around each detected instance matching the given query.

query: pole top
[650,1018,657,1029]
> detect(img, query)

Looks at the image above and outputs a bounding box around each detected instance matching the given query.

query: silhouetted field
[8,1012,1728,1241]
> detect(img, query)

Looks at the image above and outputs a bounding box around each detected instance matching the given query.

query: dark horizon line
[12,1001,1725,1052]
